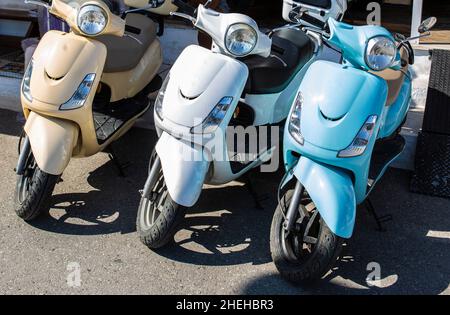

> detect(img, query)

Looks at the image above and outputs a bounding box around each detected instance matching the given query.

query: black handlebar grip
[171,0,195,16]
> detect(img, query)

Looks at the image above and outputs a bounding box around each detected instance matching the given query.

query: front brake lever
[170,11,196,24]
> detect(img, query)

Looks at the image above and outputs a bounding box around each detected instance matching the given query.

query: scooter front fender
[292,156,356,238]
[156,132,210,207]
[24,112,79,176]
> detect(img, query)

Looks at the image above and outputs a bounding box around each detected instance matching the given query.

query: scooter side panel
[29,31,106,105]
[24,112,79,176]
[161,45,248,127]
[156,132,210,207]
[379,74,412,139]
[293,156,356,239]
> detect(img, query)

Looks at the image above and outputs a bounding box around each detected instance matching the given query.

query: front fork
[283,180,304,233]
[16,136,31,176]
[141,155,161,199]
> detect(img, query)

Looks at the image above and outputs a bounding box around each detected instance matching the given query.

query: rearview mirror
[418,17,437,34]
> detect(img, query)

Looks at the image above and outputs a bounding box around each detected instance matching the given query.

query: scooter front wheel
[137,155,186,249]
[270,188,344,285]
[15,153,59,221]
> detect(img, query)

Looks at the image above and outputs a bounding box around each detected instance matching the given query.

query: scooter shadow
[29,127,157,236]
[155,168,284,266]
[239,169,450,295]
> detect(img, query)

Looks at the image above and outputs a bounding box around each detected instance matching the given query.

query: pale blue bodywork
[282,19,412,238]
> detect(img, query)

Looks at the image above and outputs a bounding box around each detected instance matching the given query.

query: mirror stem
[401,31,431,45]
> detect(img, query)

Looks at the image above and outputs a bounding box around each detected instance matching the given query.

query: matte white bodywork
[195,5,272,58]
[161,45,248,127]
[156,132,210,207]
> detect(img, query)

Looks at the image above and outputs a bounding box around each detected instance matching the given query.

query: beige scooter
[15,0,178,221]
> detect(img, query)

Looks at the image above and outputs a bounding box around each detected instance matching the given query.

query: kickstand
[107,145,131,177]
[365,198,393,232]
[244,174,269,210]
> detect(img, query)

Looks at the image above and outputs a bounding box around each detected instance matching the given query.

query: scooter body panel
[378,73,412,139]
[160,45,248,128]
[28,31,106,105]
[284,60,388,204]
[24,112,79,176]
[299,61,388,151]
[292,156,356,238]
[101,38,162,102]
[155,132,210,207]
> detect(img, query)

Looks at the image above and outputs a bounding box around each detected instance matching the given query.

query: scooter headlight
[77,5,108,36]
[154,74,170,121]
[60,74,96,110]
[225,23,257,57]
[191,97,234,134]
[288,91,304,145]
[365,36,396,71]
[338,115,378,158]
[22,59,34,102]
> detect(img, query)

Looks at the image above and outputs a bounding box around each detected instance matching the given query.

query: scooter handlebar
[171,0,195,16]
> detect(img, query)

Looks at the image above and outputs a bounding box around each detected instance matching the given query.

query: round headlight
[225,23,257,57]
[365,36,396,71]
[77,5,108,36]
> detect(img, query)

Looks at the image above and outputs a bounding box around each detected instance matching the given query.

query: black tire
[137,154,186,249]
[270,188,344,285]
[15,154,59,221]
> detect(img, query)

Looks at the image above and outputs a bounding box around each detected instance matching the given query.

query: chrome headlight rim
[224,23,258,57]
[77,4,108,36]
[365,36,397,72]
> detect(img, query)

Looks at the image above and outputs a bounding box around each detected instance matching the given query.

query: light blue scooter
[270,16,437,284]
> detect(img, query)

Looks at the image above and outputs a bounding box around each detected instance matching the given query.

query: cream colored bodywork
[22,2,162,175]
[24,112,79,176]
[124,0,178,15]
[50,0,125,37]
[102,38,162,102]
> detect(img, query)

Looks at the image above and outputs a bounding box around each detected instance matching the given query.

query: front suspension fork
[16,136,31,176]
[283,181,304,233]
[141,156,161,199]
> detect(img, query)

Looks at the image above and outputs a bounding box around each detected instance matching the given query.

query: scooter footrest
[93,96,150,144]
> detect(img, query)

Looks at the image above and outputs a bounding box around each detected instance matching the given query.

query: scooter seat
[242,28,314,95]
[97,13,157,73]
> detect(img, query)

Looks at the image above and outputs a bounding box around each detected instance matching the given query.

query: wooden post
[411,0,423,44]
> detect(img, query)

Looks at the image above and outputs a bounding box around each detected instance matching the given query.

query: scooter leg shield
[292,156,356,239]
[24,112,78,176]
[156,132,210,207]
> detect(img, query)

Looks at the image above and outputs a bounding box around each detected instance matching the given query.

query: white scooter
[136,0,345,249]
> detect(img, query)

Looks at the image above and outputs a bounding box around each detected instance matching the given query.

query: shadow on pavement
[29,127,157,235]
[0,109,24,137]
[1,107,448,293]
[240,170,450,295]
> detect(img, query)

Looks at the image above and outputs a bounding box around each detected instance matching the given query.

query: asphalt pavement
[0,108,448,295]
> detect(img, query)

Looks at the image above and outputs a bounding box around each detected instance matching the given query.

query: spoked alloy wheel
[280,194,321,263]
[139,174,170,230]
[15,151,59,221]
[137,152,186,249]
[270,187,344,284]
